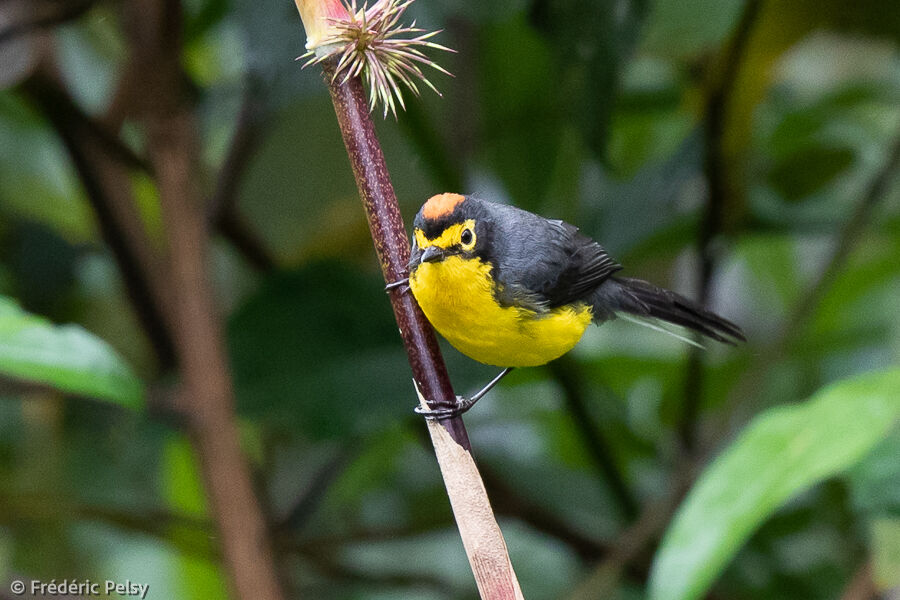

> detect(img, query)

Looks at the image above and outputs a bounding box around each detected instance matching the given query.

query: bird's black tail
[590,277,745,345]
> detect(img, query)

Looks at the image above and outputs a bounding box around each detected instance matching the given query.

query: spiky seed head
[295,0,455,119]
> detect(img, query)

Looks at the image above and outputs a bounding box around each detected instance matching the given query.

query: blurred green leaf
[848,431,900,518]
[807,236,900,345]
[0,295,143,407]
[531,0,646,160]
[55,8,124,115]
[328,426,418,508]
[237,98,359,262]
[441,0,530,23]
[232,0,319,108]
[477,16,562,209]
[184,0,229,42]
[643,0,746,57]
[739,234,801,308]
[0,96,96,244]
[162,436,227,599]
[649,368,900,600]
[608,108,695,177]
[767,145,855,201]
[228,263,411,438]
[715,0,900,225]
[769,110,827,158]
[163,436,208,518]
[606,57,693,175]
[237,96,432,264]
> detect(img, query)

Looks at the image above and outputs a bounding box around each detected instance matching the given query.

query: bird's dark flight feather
[590,277,746,344]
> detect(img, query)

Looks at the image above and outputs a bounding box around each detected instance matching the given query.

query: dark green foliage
[229,263,411,438]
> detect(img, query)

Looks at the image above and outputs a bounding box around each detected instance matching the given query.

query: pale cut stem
[415,381,525,600]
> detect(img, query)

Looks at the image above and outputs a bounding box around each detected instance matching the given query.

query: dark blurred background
[0,0,899,598]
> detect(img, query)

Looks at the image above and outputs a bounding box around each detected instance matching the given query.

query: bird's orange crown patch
[422,193,465,220]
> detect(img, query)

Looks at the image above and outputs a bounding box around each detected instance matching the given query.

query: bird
[394,193,744,418]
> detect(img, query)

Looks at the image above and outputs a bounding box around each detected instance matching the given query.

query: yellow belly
[409,256,593,367]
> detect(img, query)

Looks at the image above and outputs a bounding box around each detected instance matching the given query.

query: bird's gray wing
[491,216,622,310]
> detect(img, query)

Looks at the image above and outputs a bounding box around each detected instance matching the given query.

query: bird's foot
[413,367,513,420]
[385,278,410,294]
[414,396,478,420]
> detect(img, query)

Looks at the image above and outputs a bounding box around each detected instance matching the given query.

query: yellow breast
[409,256,593,367]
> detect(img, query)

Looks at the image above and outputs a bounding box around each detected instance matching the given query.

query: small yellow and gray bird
[401,193,744,418]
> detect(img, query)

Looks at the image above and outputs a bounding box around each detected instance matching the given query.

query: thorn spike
[300,0,453,119]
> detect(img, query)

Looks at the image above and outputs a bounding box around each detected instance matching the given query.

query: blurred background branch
[783,135,900,340]
[679,0,762,453]
[20,63,174,368]
[129,0,285,597]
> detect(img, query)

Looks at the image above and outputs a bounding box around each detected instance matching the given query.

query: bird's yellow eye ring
[460,226,475,249]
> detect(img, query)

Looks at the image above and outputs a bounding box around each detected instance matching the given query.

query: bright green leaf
[0,295,143,408]
[162,436,227,600]
[649,368,900,600]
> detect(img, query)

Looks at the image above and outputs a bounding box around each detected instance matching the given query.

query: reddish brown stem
[320,60,522,599]
[323,62,468,445]
[839,562,876,600]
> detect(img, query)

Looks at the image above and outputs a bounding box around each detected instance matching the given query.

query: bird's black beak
[420,246,445,264]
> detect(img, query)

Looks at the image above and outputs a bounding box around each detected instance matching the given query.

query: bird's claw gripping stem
[414,368,513,420]
[385,277,409,293]
[415,396,476,420]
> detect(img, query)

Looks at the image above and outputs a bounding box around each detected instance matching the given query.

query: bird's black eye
[460,227,474,247]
